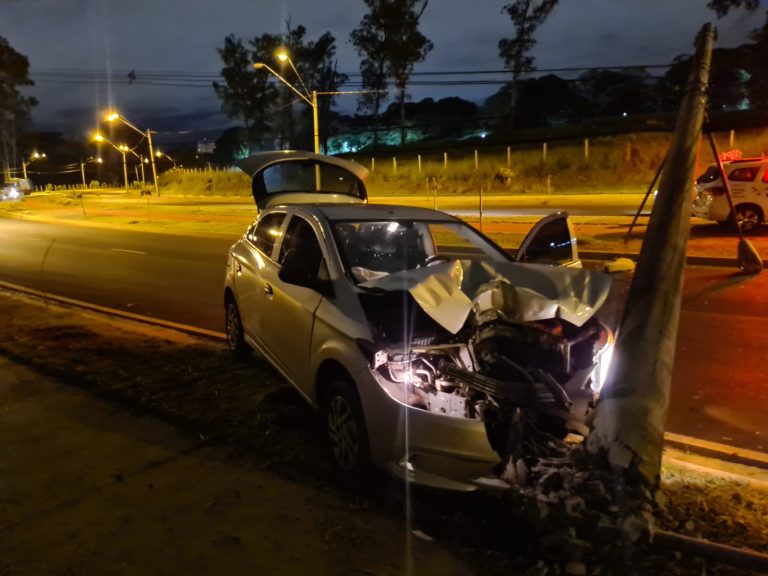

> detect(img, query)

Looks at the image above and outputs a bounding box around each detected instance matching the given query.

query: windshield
[331,219,510,284]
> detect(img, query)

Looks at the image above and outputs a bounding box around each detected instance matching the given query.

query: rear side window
[279,216,325,280]
[696,166,720,184]
[248,212,285,257]
[728,167,759,182]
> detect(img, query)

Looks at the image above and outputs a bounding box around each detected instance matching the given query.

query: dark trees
[497,0,559,126]
[576,69,655,117]
[351,0,433,147]
[0,36,38,177]
[213,25,343,154]
[212,34,278,146]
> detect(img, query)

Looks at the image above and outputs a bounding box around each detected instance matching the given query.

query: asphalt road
[1,217,765,452]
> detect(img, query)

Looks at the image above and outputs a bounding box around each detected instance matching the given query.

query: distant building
[197,139,215,154]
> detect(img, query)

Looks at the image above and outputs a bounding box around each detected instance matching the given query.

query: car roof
[275,203,460,222]
[722,157,767,166]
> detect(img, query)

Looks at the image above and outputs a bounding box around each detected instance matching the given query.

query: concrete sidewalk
[0,355,472,576]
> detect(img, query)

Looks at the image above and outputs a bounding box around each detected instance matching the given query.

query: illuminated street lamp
[121,146,147,185]
[93,132,129,192]
[103,110,159,196]
[22,151,47,179]
[254,52,319,154]
[154,149,177,169]
[80,156,103,189]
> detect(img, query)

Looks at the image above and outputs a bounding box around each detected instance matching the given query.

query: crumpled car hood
[360,259,612,333]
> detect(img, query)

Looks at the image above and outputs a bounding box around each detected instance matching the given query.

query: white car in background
[224,151,614,490]
[692,158,768,232]
[1,182,24,202]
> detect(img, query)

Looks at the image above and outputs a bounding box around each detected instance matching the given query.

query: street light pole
[119,147,129,192]
[145,129,159,196]
[21,152,46,179]
[254,61,319,154]
[94,133,130,192]
[80,157,102,189]
[312,90,320,157]
[104,112,160,197]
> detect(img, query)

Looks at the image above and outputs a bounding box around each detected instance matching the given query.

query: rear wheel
[734,204,763,233]
[323,379,371,478]
[225,296,249,356]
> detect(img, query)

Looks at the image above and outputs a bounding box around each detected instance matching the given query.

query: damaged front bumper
[355,330,613,492]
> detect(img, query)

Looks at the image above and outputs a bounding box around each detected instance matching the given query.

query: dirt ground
[1,288,767,576]
[0,292,482,576]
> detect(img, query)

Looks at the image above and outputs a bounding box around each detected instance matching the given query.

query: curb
[580,250,764,269]
[3,278,768,488]
[0,279,226,342]
[663,431,768,471]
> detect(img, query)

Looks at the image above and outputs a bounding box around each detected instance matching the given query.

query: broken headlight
[590,335,614,393]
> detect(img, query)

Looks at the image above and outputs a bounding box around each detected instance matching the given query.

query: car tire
[323,379,372,480]
[734,204,763,234]
[225,296,249,356]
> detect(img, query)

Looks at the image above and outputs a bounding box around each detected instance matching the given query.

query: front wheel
[225,296,250,356]
[323,379,371,478]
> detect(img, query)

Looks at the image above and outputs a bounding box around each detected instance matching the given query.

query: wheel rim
[327,395,359,471]
[737,208,760,232]
[226,302,241,349]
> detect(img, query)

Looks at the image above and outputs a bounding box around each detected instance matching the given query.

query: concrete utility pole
[589,24,716,485]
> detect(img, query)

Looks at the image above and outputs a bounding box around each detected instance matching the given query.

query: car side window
[248,212,285,258]
[728,167,758,182]
[519,217,575,265]
[279,216,325,280]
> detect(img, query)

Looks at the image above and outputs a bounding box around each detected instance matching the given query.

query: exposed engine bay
[358,260,614,469]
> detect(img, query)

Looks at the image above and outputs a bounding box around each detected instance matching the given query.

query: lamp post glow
[22,152,46,179]
[93,133,129,192]
[80,156,102,188]
[254,56,319,154]
[103,111,159,196]
[155,149,177,169]
[122,146,146,185]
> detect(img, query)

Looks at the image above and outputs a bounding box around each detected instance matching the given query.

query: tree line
[1,0,766,175]
[209,0,768,160]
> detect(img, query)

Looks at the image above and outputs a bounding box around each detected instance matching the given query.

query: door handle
[264,283,273,296]
[235,261,242,273]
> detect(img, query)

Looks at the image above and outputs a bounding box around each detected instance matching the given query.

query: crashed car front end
[353,260,614,490]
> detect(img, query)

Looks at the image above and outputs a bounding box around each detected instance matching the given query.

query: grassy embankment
[156,129,768,198]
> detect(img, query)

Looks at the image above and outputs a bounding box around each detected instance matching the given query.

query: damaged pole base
[737,238,762,275]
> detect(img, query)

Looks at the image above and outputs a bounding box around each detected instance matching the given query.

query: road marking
[111,248,146,255]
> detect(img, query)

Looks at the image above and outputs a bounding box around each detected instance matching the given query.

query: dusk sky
[1,0,765,144]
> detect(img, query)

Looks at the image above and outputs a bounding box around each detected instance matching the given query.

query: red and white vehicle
[692,157,768,232]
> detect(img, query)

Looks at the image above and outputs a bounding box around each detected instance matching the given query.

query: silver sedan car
[224,151,614,491]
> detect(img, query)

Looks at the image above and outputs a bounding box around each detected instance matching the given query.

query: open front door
[515,211,580,267]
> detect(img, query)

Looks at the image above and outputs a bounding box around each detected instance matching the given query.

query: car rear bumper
[693,193,730,222]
